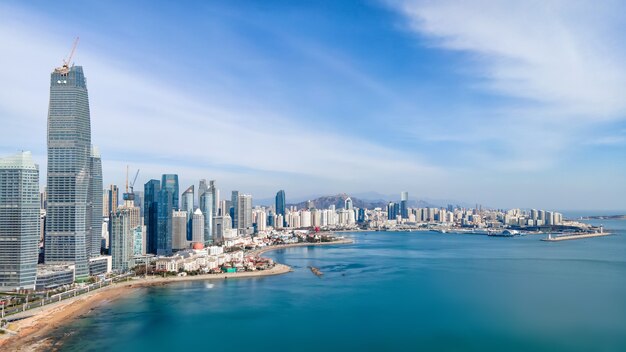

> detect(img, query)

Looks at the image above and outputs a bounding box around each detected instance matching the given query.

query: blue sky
[0,0,625,210]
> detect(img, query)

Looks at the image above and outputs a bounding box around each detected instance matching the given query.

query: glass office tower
[231,190,239,229]
[161,174,179,210]
[275,190,286,216]
[0,152,40,291]
[156,189,173,256]
[45,65,92,280]
[181,185,194,241]
[144,179,161,255]
[199,190,213,244]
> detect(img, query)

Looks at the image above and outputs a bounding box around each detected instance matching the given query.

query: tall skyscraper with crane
[44,38,95,280]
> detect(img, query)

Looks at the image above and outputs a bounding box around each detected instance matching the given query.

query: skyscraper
[199,189,213,244]
[45,65,93,280]
[108,185,119,216]
[88,146,103,257]
[161,174,179,210]
[198,179,208,204]
[387,202,399,220]
[237,194,253,235]
[400,191,408,219]
[172,210,188,251]
[231,190,239,229]
[181,185,194,240]
[192,209,205,244]
[110,207,134,272]
[144,179,161,255]
[156,188,173,256]
[275,190,286,216]
[209,181,218,217]
[0,152,40,291]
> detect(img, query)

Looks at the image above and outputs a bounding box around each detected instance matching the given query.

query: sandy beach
[0,239,353,351]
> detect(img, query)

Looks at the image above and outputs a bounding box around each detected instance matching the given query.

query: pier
[542,232,612,242]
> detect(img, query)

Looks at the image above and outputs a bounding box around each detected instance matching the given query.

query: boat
[488,229,519,237]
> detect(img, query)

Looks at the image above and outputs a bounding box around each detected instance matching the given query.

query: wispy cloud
[392,0,626,121]
[0,4,442,198]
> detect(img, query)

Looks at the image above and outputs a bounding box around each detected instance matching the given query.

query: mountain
[288,193,388,210]
[254,192,473,210]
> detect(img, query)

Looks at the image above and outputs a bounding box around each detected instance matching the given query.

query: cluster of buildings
[0,60,569,294]
[365,205,564,230]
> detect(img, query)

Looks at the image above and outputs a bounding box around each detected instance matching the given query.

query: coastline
[0,239,354,351]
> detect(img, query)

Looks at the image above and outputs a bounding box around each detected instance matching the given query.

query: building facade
[181,185,194,241]
[161,174,179,210]
[88,146,103,257]
[110,208,134,272]
[144,179,160,255]
[45,65,93,280]
[0,152,40,291]
[156,189,173,255]
[199,189,213,244]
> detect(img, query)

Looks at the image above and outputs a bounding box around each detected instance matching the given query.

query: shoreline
[0,239,354,351]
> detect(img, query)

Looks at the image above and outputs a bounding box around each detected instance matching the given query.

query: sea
[54,216,626,352]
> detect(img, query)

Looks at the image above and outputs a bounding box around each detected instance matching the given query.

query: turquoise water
[56,220,626,351]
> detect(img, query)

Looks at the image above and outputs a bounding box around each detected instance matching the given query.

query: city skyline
[0,1,625,210]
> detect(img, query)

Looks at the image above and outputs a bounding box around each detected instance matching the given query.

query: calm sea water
[56,219,626,352]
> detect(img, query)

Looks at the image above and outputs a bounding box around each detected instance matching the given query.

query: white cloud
[392,0,626,121]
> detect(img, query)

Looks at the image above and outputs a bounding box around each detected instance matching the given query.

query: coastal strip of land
[541,232,612,242]
[0,239,354,351]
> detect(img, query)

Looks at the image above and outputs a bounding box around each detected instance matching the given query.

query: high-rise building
[110,207,134,272]
[387,202,399,220]
[400,191,408,219]
[231,190,239,229]
[181,185,194,241]
[108,185,119,216]
[192,209,204,244]
[199,189,213,244]
[237,194,253,235]
[156,189,173,256]
[198,179,208,204]
[106,184,119,253]
[161,174,179,210]
[345,197,353,210]
[214,214,232,243]
[209,181,218,217]
[88,146,103,257]
[275,190,286,217]
[45,65,94,280]
[144,179,161,255]
[102,190,109,217]
[172,210,188,251]
[0,152,40,291]
[133,226,144,256]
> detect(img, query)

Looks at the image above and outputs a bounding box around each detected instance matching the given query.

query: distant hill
[288,193,387,210]
[286,193,445,210]
[255,192,470,210]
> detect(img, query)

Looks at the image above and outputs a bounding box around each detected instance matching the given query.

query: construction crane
[55,37,79,74]
[123,165,140,202]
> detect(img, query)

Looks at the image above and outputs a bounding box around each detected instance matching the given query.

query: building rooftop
[0,151,38,170]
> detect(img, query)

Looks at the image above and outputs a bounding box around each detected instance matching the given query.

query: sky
[0,0,625,211]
